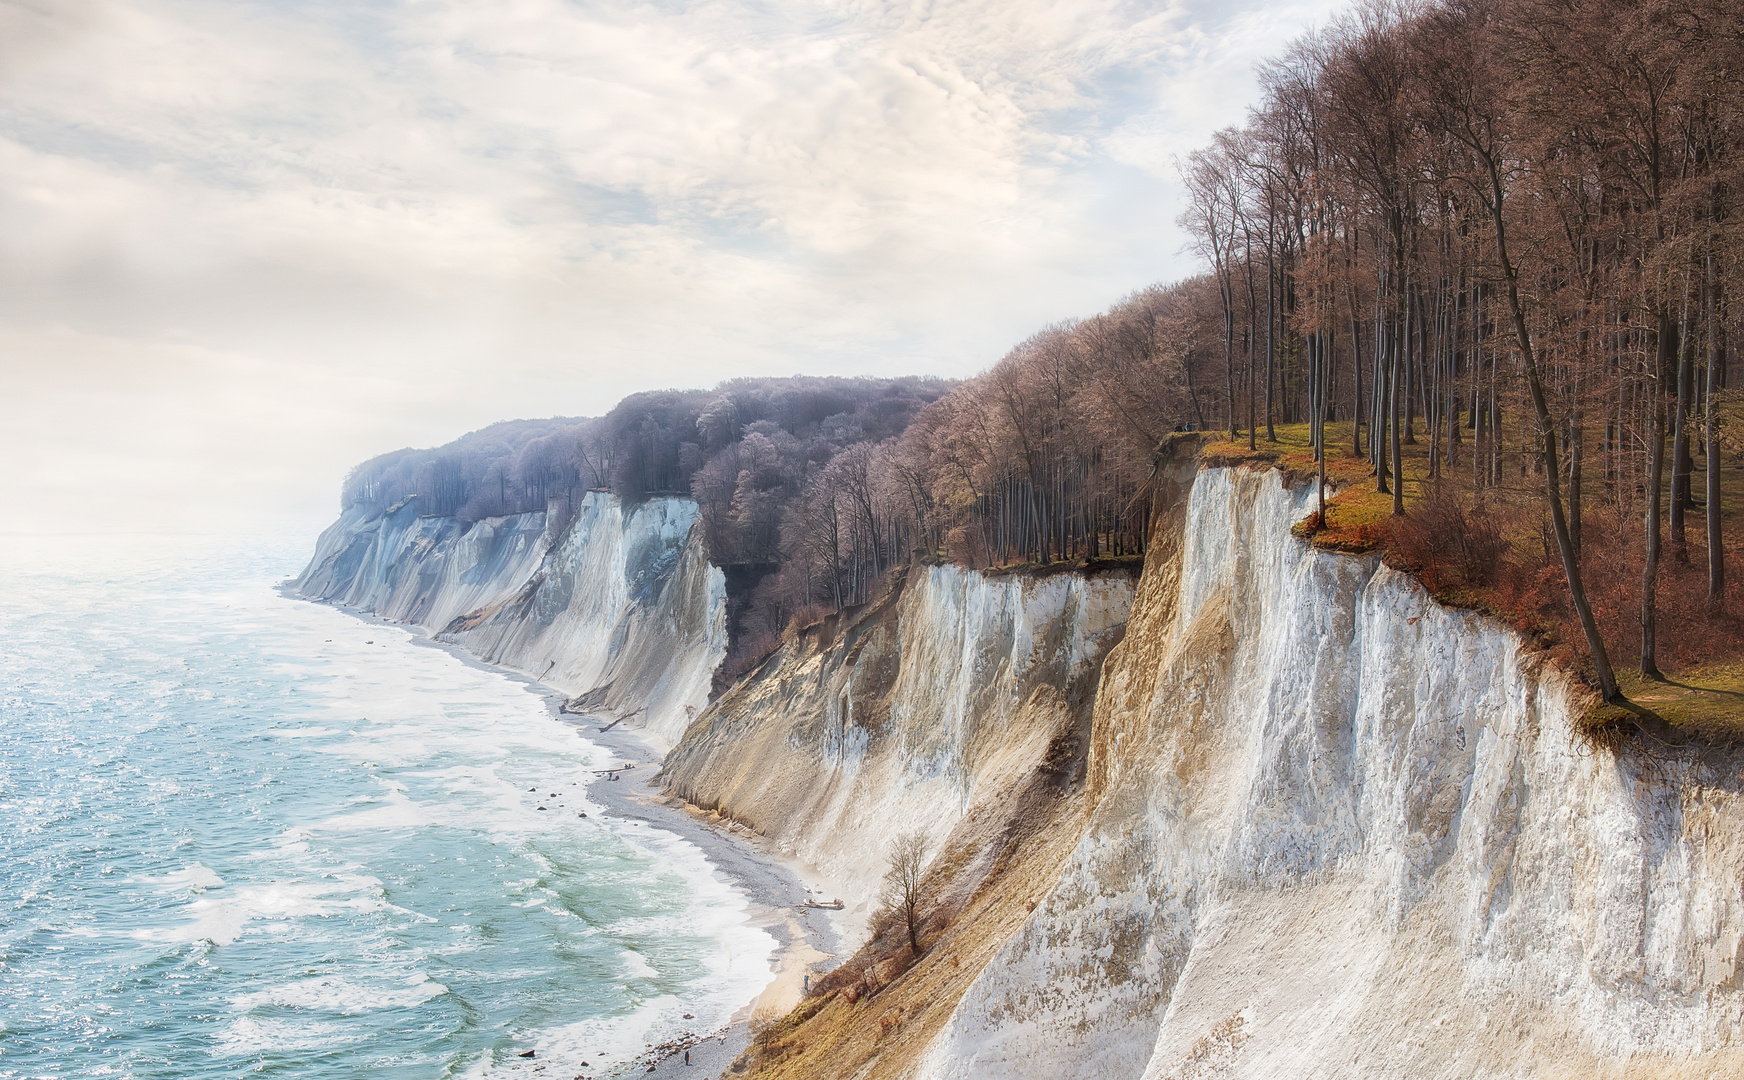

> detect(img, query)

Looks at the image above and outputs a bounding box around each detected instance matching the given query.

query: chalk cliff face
[912,466,1744,1080]
[661,561,1137,905]
[658,458,1744,1080]
[295,493,726,748]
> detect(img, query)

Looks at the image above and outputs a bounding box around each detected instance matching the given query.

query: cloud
[0,321,397,533]
[0,0,111,84]
[0,0,1343,534]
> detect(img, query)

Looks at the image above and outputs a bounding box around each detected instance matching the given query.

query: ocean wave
[231,972,448,1015]
[132,862,224,892]
[137,873,390,946]
[209,1015,358,1058]
[308,787,431,832]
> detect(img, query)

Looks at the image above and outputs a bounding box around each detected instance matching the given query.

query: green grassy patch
[1202,423,1404,553]
[1611,665,1744,743]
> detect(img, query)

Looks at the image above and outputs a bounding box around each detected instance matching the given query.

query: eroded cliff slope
[295,492,725,748]
[661,559,1136,906]
[678,458,1744,1080]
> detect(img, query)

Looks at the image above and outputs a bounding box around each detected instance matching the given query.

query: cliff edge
[294,449,1744,1078]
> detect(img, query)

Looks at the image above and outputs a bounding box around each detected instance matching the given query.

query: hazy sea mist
[0,534,771,1078]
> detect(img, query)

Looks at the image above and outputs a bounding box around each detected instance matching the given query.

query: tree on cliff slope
[881,832,929,954]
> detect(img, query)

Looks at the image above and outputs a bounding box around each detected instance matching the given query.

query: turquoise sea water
[0,534,771,1079]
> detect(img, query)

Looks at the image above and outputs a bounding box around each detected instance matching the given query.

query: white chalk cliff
[663,455,1744,1079]
[295,492,726,749]
[662,560,1137,905]
[913,465,1744,1079]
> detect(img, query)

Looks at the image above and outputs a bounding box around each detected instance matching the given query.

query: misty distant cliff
[295,491,725,749]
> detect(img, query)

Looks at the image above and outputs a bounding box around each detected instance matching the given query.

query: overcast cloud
[0,0,1340,535]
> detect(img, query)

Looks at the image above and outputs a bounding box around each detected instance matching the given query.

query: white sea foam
[134,862,224,892]
[232,972,448,1014]
[310,786,431,832]
[210,1015,357,1057]
[268,725,344,739]
[468,993,685,1078]
[142,874,391,946]
[620,949,659,979]
[482,807,782,1075]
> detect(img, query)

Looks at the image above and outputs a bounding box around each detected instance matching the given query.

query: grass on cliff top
[1199,421,1430,553]
[1595,666,1744,745]
[1198,419,1744,743]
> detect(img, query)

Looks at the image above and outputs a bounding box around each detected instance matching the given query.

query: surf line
[287,595,847,1072]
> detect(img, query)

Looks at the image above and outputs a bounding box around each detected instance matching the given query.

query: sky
[0,0,1342,537]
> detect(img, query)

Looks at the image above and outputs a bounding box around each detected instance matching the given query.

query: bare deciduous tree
[880,832,929,954]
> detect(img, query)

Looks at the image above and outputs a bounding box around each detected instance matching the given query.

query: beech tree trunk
[1482,145,1620,701]
[1708,251,1727,607]
[1641,310,1674,681]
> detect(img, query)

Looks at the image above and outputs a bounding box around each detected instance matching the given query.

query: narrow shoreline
[278,585,846,1078]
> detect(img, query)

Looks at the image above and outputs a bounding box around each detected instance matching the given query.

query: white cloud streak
[0,0,1342,534]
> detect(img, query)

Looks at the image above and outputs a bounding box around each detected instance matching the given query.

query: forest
[1156,0,1742,702]
[344,0,1742,701]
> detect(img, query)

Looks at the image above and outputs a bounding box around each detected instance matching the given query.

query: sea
[0,533,773,1078]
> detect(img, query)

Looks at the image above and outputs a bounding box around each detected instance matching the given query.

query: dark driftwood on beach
[597,706,644,733]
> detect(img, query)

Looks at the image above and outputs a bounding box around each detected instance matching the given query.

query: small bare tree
[881,832,928,953]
